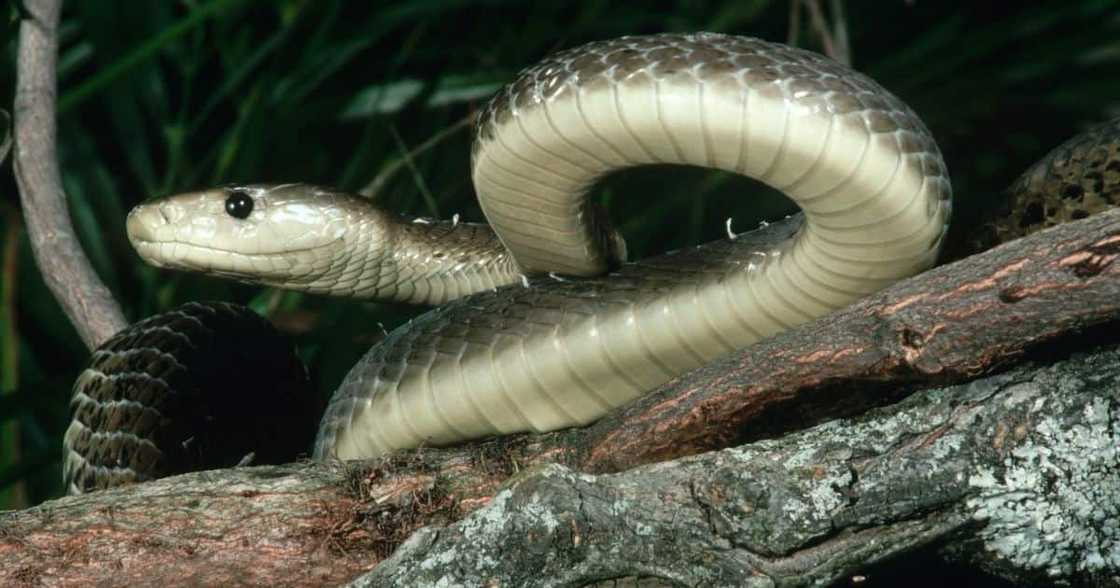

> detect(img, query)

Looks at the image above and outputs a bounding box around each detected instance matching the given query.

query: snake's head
[127,183,382,290]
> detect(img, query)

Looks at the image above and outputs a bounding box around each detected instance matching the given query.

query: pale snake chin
[66,32,958,492]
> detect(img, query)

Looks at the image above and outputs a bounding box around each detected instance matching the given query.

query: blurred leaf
[342,78,425,117]
[58,0,239,113]
[1,210,21,509]
[341,75,503,118]
[56,39,93,80]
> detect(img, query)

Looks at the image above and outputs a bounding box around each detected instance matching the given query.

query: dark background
[1,0,1117,528]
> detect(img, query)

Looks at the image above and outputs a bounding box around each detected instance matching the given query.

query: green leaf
[59,0,241,113]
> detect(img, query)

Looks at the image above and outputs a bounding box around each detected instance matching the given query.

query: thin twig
[801,0,839,65]
[13,0,127,350]
[829,0,851,66]
[787,0,802,46]
[359,114,472,200]
[386,125,441,218]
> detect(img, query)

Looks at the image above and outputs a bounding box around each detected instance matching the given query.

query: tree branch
[360,347,1120,587]
[13,0,126,350]
[4,343,1117,586]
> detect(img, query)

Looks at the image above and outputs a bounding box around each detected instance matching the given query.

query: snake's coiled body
[980,117,1120,247]
[63,302,316,494]
[67,32,958,490]
[317,33,951,458]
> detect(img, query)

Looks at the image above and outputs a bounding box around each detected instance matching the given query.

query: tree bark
[361,346,1120,588]
[3,344,1117,587]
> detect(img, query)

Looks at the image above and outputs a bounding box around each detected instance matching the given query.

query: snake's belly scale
[314,33,951,459]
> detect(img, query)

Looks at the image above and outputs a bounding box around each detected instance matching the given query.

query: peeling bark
[4,345,1118,587]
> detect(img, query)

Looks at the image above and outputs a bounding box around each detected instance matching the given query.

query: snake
[64,32,961,493]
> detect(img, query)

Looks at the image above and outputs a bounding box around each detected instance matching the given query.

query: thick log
[3,344,1117,586]
[360,346,1120,587]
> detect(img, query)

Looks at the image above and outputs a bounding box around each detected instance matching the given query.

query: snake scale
[62,32,1108,494]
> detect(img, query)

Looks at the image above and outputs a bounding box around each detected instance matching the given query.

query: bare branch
[386,124,441,217]
[13,0,126,350]
[829,0,851,66]
[4,344,1117,586]
[787,0,802,46]
[801,0,834,61]
[359,115,473,200]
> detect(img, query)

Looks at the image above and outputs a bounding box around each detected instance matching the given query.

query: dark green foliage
[1,1,1118,508]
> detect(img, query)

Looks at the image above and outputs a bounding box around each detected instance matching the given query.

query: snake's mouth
[126,198,346,281]
[129,237,342,282]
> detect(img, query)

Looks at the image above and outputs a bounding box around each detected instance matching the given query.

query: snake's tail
[972,117,1120,253]
[63,302,318,494]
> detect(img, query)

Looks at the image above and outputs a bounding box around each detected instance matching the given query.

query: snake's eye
[225,190,254,219]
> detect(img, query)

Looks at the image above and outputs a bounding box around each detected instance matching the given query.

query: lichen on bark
[356,347,1120,587]
[967,356,1120,583]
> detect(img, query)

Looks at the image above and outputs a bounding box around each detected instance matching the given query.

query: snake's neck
[321,211,523,305]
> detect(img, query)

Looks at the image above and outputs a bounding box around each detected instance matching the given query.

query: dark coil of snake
[62,33,1112,494]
